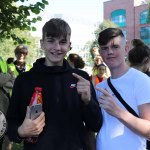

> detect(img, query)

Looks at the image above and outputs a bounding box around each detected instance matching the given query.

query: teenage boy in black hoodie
[6,18,102,150]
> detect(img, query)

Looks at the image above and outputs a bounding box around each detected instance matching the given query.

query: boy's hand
[72,73,91,104]
[96,87,122,117]
[18,107,45,138]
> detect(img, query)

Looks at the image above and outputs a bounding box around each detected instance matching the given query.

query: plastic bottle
[25,87,43,144]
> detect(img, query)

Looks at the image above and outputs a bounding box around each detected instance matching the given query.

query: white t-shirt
[96,68,150,150]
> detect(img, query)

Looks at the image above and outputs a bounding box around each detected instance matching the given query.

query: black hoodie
[7,58,102,150]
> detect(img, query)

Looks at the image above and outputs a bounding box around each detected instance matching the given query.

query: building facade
[104,0,150,48]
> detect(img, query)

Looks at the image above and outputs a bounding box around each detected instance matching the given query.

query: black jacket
[145,70,150,77]
[7,58,102,150]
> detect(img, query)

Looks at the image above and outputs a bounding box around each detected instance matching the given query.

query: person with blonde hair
[3,44,32,150]
[92,56,110,78]
[8,44,32,77]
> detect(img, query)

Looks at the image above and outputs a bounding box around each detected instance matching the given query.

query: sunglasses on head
[16,51,27,55]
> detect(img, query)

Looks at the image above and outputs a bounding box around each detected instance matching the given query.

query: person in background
[91,63,107,87]
[92,56,110,78]
[92,56,103,76]
[6,18,102,150]
[8,44,32,77]
[67,53,96,150]
[4,45,32,150]
[128,39,150,76]
[0,56,15,150]
[128,39,150,150]
[67,53,85,69]
[92,47,100,58]
[96,28,150,150]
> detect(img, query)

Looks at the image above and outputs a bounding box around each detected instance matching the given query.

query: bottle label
[29,87,43,106]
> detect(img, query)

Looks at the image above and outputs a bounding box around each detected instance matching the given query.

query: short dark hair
[97,63,106,71]
[42,18,71,40]
[98,28,125,45]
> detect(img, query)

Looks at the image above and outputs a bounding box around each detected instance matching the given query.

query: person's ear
[125,44,129,54]
[142,57,149,64]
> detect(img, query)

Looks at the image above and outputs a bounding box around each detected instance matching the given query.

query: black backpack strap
[107,77,139,117]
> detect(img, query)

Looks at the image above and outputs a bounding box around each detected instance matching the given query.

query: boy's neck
[110,64,129,79]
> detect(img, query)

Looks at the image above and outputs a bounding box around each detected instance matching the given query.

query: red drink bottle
[25,87,43,144]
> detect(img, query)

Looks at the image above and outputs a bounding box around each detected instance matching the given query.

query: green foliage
[87,20,118,59]
[94,20,118,43]
[0,0,48,43]
[82,20,118,67]
[12,142,23,150]
[0,28,40,64]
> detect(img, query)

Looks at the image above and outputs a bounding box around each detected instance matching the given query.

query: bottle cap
[35,87,42,92]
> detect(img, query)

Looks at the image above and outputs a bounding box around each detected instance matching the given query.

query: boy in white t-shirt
[96,28,150,150]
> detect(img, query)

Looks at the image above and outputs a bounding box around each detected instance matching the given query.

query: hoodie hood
[30,58,72,73]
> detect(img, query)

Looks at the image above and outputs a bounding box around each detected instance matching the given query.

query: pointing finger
[72,73,86,82]
[95,87,110,96]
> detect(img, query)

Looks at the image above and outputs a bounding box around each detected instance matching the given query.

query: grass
[2,142,23,150]
[12,143,23,150]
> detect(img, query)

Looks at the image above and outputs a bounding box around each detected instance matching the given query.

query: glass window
[111,9,126,27]
[140,10,149,24]
[140,26,150,46]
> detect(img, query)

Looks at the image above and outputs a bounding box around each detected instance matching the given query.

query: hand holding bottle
[17,106,45,139]
[18,87,45,143]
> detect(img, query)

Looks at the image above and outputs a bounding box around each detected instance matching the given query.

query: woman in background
[128,39,150,76]
[67,53,96,150]
[91,63,107,87]
[92,56,110,78]
[67,53,85,69]
[128,39,150,149]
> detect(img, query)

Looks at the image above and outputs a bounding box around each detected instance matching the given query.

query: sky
[19,0,108,49]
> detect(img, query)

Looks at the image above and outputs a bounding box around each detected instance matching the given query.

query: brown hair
[67,53,85,69]
[98,28,125,45]
[42,18,71,40]
[128,39,150,66]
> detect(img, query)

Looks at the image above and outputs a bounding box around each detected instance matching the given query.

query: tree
[87,20,118,59]
[0,28,40,64]
[0,0,48,43]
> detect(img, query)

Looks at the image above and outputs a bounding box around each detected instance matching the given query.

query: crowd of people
[0,18,150,150]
